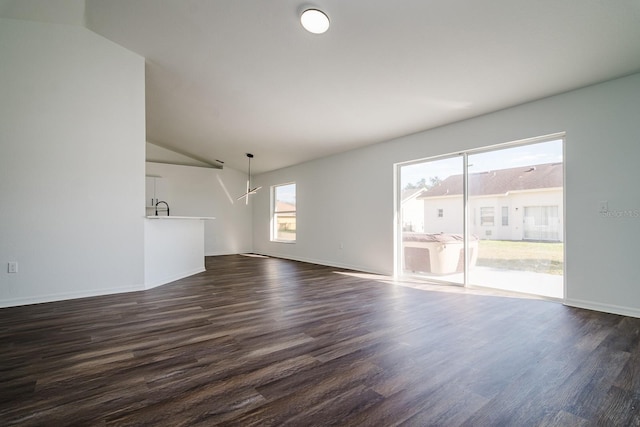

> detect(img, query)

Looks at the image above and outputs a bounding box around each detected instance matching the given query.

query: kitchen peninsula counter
[144,216,215,289]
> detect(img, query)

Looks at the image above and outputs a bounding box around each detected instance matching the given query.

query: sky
[275,182,296,205]
[401,139,563,187]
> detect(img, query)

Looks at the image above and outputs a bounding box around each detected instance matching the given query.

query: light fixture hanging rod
[236,153,261,204]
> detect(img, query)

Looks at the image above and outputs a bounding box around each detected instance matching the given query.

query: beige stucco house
[418,163,563,242]
[401,188,426,232]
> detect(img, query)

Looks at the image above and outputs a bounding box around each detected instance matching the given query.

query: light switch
[8,262,18,273]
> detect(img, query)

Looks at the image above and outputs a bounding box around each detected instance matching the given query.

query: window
[437,208,444,218]
[523,205,560,241]
[272,183,296,242]
[480,207,494,226]
[502,206,509,226]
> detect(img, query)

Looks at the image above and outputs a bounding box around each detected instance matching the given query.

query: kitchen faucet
[155,200,170,216]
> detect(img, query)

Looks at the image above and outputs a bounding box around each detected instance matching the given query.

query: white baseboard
[564,298,640,318]
[205,249,253,257]
[251,251,390,276]
[0,284,145,309]
[144,267,205,290]
[1,266,208,308]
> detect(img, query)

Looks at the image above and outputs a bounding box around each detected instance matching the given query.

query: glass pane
[274,183,296,241]
[275,183,296,212]
[523,206,560,240]
[467,140,564,298]
[400,156,464,284]
[275,212,296,241]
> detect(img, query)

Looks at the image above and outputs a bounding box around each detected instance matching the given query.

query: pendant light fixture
[237,153,261,205]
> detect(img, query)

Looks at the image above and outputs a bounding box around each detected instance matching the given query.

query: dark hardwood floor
[2,254,640,426]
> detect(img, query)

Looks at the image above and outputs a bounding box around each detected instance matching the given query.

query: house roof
[401,187,425,203]
[276,201,296,212]
[419,162,563,198]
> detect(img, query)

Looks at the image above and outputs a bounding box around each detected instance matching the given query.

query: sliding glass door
[467,140,564,298]
[399,155,464,284]
[397,137,564,298]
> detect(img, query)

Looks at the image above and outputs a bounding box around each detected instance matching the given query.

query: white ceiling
[6,1,640,174]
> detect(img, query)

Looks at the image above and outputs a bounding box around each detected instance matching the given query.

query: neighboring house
[275,201,296,232]
[401,188,426,232]
[418,163,563,242]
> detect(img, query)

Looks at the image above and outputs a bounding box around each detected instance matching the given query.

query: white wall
[0,18,145,307]
[0,0,85,26]
[145,162,253,255]
[253,72,640,318]
[252,143,394,274]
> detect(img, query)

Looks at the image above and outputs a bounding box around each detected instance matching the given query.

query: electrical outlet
[339,243,344,249]
[8,262,18,273]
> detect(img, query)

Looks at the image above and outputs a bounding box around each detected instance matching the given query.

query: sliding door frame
[394,132,566,299]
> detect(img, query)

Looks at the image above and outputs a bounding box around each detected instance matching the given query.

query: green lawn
[476,240,564,275]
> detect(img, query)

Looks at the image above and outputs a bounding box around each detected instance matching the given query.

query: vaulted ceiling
[4,1,640,173]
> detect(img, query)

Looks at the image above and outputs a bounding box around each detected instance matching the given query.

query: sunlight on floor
[334,270,556,302]
[240,253,270,258]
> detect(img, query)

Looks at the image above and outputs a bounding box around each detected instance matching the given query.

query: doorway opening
[397,135,564,299]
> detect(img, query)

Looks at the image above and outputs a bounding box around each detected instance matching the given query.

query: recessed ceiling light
[300,9,330,34]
